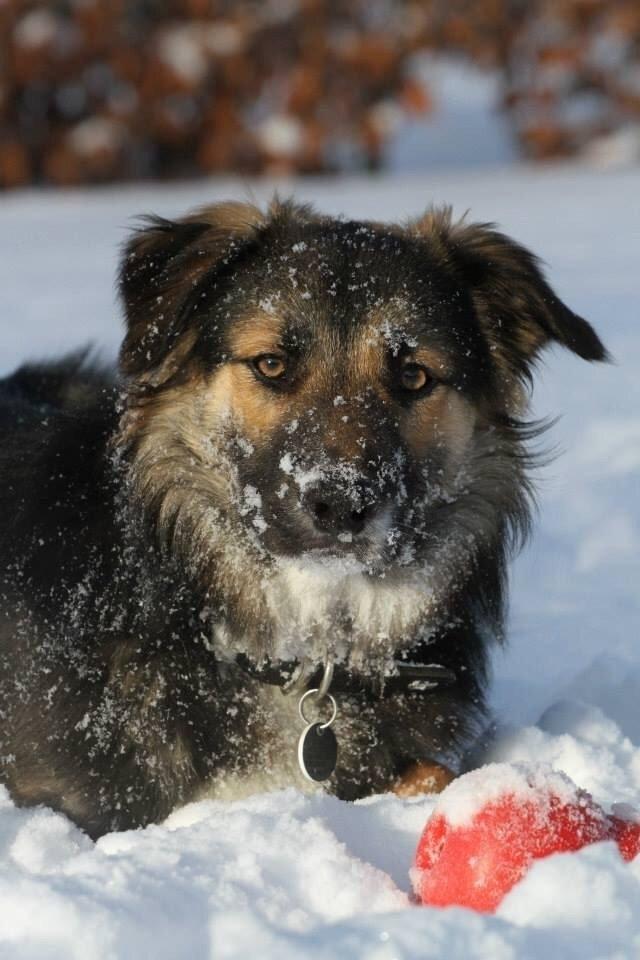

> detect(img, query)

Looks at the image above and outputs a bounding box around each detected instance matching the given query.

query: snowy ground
[0,166,639,957]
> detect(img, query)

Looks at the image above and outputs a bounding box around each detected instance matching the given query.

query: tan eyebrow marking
[411,348,452,379]
[357,315,453,381]
[357,310,453,380]
[229,313,285,358]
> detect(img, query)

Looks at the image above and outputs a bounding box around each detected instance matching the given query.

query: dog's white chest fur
[262,556,438,668]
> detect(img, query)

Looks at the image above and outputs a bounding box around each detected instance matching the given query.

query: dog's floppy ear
[411,207,609,383]
[118,201,265,383]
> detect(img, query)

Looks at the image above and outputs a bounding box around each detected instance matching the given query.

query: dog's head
[117,199,607,667]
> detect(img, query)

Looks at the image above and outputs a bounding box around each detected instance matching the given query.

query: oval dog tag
[298,722,338,782]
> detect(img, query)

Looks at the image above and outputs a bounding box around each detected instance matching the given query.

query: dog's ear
[119,201,265,383]
[410,207,609,383]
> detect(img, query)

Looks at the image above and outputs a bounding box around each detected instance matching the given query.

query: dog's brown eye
[400,363,430,392]
[254,355,286,380]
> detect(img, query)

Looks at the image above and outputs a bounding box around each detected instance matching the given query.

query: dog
[0,199,607,837]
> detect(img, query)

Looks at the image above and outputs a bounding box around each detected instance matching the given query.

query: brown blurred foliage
[0,0,638,188]
[505,0,640,160]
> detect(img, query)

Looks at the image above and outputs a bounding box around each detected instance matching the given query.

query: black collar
[233,653,457,696]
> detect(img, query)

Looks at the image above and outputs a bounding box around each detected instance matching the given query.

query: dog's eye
[400,363,431,392]
[253,355,286,380]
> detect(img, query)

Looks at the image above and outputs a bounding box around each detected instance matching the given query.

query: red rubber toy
[609,806,640,862]
[412,763,639,914]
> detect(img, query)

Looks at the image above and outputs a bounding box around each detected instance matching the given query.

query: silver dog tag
[298,722,338,782]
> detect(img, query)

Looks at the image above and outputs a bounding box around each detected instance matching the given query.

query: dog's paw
[392,761,455,797]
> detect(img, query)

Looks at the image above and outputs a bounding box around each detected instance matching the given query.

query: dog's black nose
[305,483,372,537]
[311,499,369,535]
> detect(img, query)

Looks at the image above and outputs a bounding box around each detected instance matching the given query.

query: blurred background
[1,0,639,189]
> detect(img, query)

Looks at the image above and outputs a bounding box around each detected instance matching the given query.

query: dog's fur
[0,199,607,837]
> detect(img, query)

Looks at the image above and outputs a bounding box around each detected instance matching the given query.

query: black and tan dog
[0,200,607,837]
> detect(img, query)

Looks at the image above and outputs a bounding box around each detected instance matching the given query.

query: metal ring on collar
[317,657,334,700]
[298,689,337,728]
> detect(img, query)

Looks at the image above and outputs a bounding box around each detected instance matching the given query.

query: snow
[240,484,268,533]
[0,164,639,956]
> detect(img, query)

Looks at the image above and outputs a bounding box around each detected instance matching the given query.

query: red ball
[609,811,640,862]
[412,764,614,913]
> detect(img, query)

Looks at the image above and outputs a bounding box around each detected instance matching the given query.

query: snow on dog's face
[116,200,607,669]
